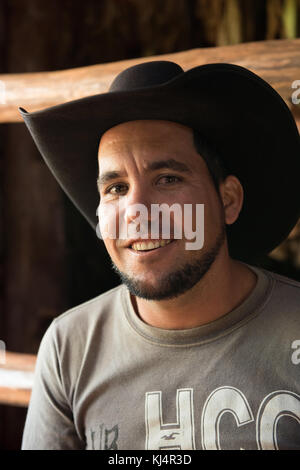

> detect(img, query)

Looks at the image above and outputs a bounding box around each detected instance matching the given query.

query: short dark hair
[192,129,229,190]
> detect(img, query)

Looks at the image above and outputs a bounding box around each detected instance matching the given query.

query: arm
[21,321,85,450]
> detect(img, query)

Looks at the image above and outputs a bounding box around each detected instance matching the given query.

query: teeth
[131,239,172,251]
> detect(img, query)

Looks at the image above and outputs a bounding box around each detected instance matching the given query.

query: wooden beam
[0,39,299,128]
[1,351,36,372]
[0,351,36,407]
[0,387,32,408]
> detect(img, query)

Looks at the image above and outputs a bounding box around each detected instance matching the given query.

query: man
[20,61,300,450]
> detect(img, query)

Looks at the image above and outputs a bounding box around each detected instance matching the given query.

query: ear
[219,175,244,225]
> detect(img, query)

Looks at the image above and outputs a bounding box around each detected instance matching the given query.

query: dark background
[0,0,300,450]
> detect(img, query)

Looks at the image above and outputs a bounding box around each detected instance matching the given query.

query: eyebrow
[97,158,191,190]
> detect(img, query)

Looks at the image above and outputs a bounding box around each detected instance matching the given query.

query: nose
[124,183,152,225]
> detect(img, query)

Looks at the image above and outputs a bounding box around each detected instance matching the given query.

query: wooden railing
[0,38,299,407]
[0,352,36,407]
[0,38,299,128]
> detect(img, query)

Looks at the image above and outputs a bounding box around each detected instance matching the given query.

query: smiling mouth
[130,239,174,252]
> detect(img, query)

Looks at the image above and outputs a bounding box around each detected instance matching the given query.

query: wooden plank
[0,39,299,126]
[0,351,36,407]
[0,369,34,391]
[1,351,36,371]
[0,387,32,408]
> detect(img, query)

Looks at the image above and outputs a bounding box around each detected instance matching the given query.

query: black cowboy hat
[19,60,300,263]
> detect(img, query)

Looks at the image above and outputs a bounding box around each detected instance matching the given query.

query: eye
[105,183,128,195]
[157,175,181,185]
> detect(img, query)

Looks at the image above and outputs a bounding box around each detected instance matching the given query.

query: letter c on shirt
[256,390,300,450]
[201,386,254,450]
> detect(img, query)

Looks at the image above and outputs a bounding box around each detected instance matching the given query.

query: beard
[111,223,226,301]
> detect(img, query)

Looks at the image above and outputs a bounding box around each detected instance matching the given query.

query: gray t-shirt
[21,264,300,450]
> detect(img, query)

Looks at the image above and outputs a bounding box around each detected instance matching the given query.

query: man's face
[97,120,226,300]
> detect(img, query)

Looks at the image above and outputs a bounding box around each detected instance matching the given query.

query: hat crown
[109,60,183,92]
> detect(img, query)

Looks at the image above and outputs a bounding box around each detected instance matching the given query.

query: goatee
[111,226,226,301]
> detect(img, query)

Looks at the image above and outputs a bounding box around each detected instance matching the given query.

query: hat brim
[19,63,300,262]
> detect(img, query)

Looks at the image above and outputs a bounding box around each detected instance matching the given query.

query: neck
[130,250,257,330]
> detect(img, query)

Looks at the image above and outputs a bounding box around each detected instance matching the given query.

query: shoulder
[263,266,300,292]
[257,265,300,312]
[53,283,124,325]
[266,268,300,289]
[47,283,125,346]
[36,284,126,387]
